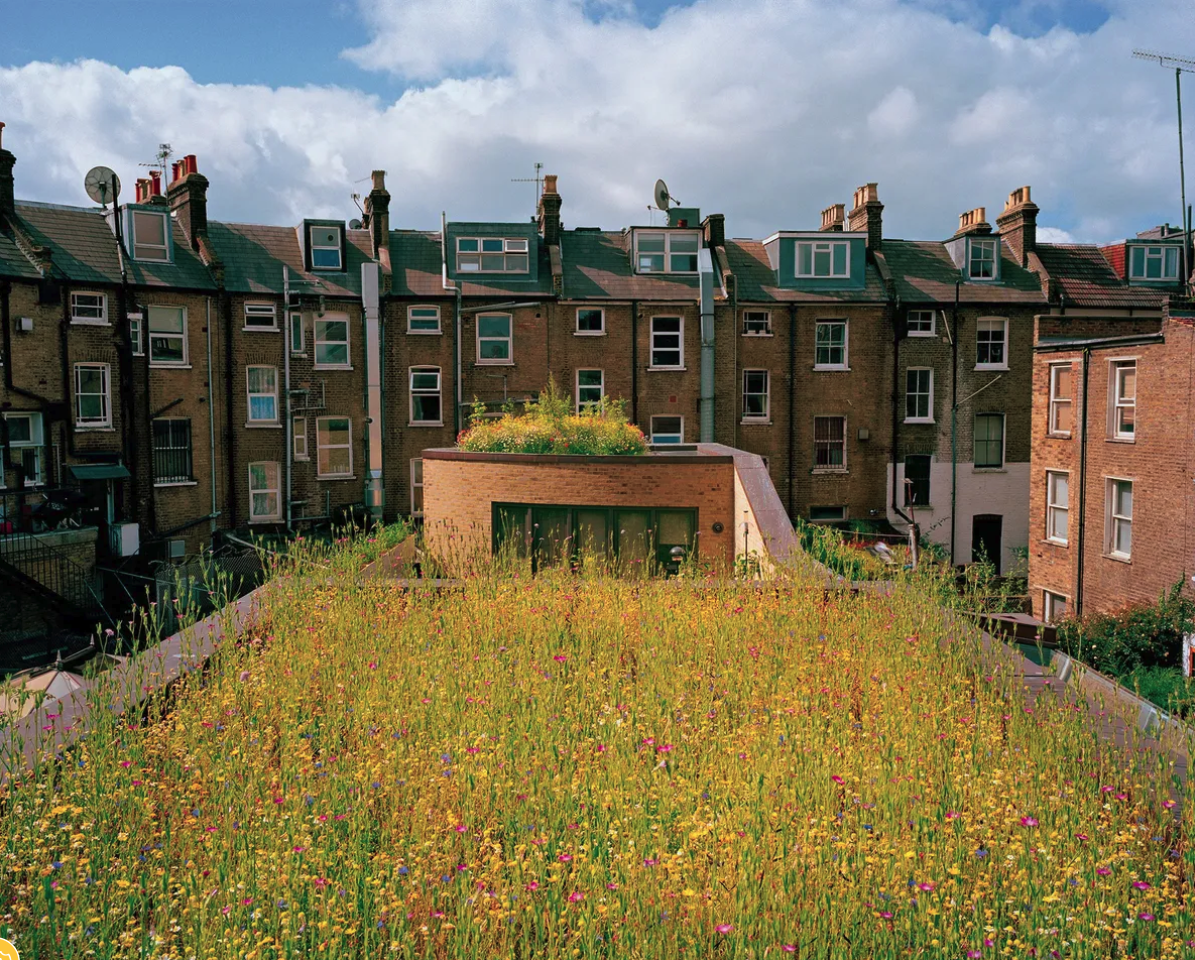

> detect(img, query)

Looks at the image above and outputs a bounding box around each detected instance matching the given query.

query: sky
[1,0,1194,244]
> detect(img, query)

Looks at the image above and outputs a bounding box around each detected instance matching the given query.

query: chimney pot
[149,170,162,196]
[135,178,151,204]
[543,174,558,195]
[183,154,197,176]
[848,183,883,249]
[0,121,5,149]
[371,169,386,192]
[996,184,1038,266]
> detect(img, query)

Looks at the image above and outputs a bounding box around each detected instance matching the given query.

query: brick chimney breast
[166,156,210,245]
[847,182,883,250]
[955,207,992,237]
[820,203,845,232]
[702,212,725,248]
[363,169,391,262]
[538,174,562,246]
[995,185,1039,267]
[0,121,14,221]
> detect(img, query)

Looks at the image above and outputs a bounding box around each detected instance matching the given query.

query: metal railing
[153,446,193,484]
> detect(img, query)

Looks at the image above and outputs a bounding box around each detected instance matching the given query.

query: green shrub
[1119,665,1195,717]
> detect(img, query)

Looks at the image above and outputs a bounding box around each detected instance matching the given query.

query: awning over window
[68,463,131,481]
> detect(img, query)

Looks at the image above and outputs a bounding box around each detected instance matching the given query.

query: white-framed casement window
[796,239,850,279]
[129,313,144,356]
[1106,478,1133,560]
[309,225,343,271]
[968,237,997,280]
[907,309,936,336]
[410,458,424,518]
[409,367,442,425]
[1129,245,1180,281]
[1046,470,1069,545]
[975,317,1008,369]
[742,369,769,421]
[742,310,771,335]
[74,363,111,428]
[293,417,308,460]
[649,316,683,369]
[634,231,700,273]
[244,302,278,330]
[316,416,353,478]
[152,418,192,484]
[408,305,441,334]
[3,412,44,487]
[1048,363,1073,437]
[814,416,846,469]
[289,312,305,354]
[246,365,279,423]
[477,314,513,363]
[248,462,281,522]
[1110,360,1136,439]
[814,321,848,369]
[904,368,933,423]
[1043,590,1068,623]
[810,505,847,522]
[314,315,350,368]
[70,292,108,325]
[148,305,187,366]
[576,308,605,335]
[456,237,529,273]
[974,413,1005,469]
[576,369,604,410]
[650,415,684,444]
[131,209,170,262]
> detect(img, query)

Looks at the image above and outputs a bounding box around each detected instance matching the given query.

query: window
[576,308,604,335]
[814,321,847,369]
[314,316,350,368]
[244,303,277,330]
[148,305,187,365]
[1129,245,1180,281]
[968,238,997,279]
[905,368,933,422]
[409,306,441,334]
[247,366,278,423]
[814,416,846,469]
[1111,361,1135,439]
[907,309,935,336]
[809,505,847,522]
[74,363,110,428]
[290,312,304,354]
[742,370,769,421]
[1106,479,1132,559]
[248,462,281,521]
[411,459,424,517]
[1048,363,1073,436]
[152,419,192,484]
[3,412,44,486]
[456,237,529,273]
[635,231,700,273]
[1046,471,1069,544]
[903,455,930,506]
[742,310,771,335]
[130,313,144,356]
[650,415,683,444]
[975,318,1007,369]
[309,225,343,271]
[577,369,604,410]
[131,209,170,261]
[477,314,512,363]
[1043,591,1068,623]
[796,240,850,279]
[650,317,683,369]
[410,367,442,425]
[70,292,107,324]
[974,413,1005,468]
[293,417,308,460]
[316,417,352,478]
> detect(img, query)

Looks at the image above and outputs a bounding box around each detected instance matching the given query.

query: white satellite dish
[84,166,120,207]
[654,178,680,211]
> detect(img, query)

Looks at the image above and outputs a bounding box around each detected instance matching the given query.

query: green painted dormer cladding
[763,232,868,291]
[445,222,541,284]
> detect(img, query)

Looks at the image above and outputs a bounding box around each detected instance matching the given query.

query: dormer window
[309,225,343,271]
[457,237,529,273]
[796,240,850,279]
[968,238,997,279]
[131,209,170,262]
[1129,245,1180,281]
[634,231,700,273]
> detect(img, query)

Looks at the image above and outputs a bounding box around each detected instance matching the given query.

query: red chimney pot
[149,170,162,196]
[184,154,197,176]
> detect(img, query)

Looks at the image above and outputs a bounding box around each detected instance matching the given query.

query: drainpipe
[631,300,639,425]
[788,304,797,518]
[698,248,715,442]
[950,280,960,567]
[223,289,237,527]
[362,261,383,522]
[1076,347,1091,617]
[205,296,217,539]
[441,212,462,434]
[890,304,914,527]
[283,266,292,531]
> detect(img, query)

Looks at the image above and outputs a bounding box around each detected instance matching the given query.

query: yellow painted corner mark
[0,938,18,960]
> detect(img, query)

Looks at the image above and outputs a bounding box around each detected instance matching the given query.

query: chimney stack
[847,183,883,250]
[820,203,845,232]
[954,207,992,237]
[362,169,391,263]
[702,212,725,249]
[537,174,562,246]
[995,185,1038,267]
[0,122,14,221]
[166,154,210,245]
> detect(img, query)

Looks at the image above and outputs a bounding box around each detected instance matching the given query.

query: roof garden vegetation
[457,377,648,455]
[0,539,1189,958]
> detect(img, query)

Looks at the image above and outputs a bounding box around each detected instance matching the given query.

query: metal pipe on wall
[283,266,292,531]
[206,296,217,539]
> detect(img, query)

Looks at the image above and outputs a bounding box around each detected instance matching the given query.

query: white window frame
[742,369,769,422]
[904,367,933,423]
[309,225,343,271]
[456,237,529,273]
[1110,360,1136,440]
[131,209,170,262]
[314,314,351,369]
[742,310,772,336]
[973,412,1006,469]
[248,462,281,522]
[147,305,188,367]
[246,365,279,424]
[649,316,684,370]
[576,369,604,411]
[476,313,513,365]
[796,240,851,279]
[1043,590,1068,624]
[634,230,700,274]
[968,237,997,280]
[410,458,424,518]
[814,320,848,370]
[293,416,308,460]
[975,317,1008,370]
[906,309,936,337]
[409,367,443,426]
[1106,477,1133,561]
[70,291,108,325]
[576,308,605,336]
[129,312,144,356]
[74,363,111,428]
[649,415,684,444]
[243,302,278,331]
[1048,363,1073,437]
[814,415,847,471]
[1046,470,1069,545]
[289,312,305,355]
[316,416,353,479]
[3,412,44,487]
[1129,244,1180,281]
[408,305,442,335]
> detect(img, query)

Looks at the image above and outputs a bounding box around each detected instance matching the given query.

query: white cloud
[1036,226,1076,244]
[0,0,1193,243]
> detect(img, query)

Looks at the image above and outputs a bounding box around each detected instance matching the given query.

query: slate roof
[389,230,447,298]
[725,239,887,303]
[560,230,701,300]
[1034,243,1169,309]
[880,239,1046,306]
[0,224,41,279]
[208,221,373,297]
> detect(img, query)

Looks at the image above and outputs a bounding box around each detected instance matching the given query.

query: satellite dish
[84,166,120,207]
[654,179,672,211]
[349,218,363,230]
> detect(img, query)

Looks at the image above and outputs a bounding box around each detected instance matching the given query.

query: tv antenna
[1133,49,1195,290]
[511,162,544,215]
[139,142,173,180]
[83,166,121,209]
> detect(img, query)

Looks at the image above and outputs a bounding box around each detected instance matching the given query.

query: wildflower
[831,775,844,784]
[1020,816,1039,827]
[715,924,733,934]
[1132,881,1151,891]
[1138,912,1155,921]
[568,892,584,902]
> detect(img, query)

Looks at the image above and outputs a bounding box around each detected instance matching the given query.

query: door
[971,514,1002,573]
[655,510,695,575]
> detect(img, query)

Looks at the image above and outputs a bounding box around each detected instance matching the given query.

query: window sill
[408,330,443,336]
[973,467,1006,473]
[812,468,849,475]
[742,332,774,338]
[574,331,606,337]
[904,504,934,513]
[245,422,282,429]
[75,425,115,432]
[1107,436,1135,444]
[740,418,771,426]
[71,319,110,327]
[475,361,515,367]
[647,366,686,372]
[150,363,193,370]
[1103,552,1132,565]
[316,474,356,481]
[249,517,282,525]
[409,422,445,428]
[813,365,850,372]
[907,331,936,338]
[1047,432,1072,440]
[314,364,354,372]
[291,352,308,358]
[974,365,1008,372]
[903,418,935,425]
[1042,537,1069,548]
[154,480,198,488]
[294,456,309,462]
[242,327,280,334]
